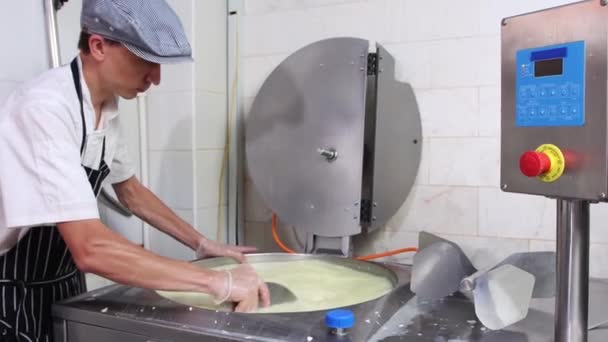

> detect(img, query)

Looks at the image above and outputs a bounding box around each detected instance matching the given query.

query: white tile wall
[428,138,499,187]
[149,151,194,210]
[387,185,478,236]
[147,91,194,150]
[242,10,326,57]
[417,88,479,137]
[194,0,227,94]
[197,206,225,242]
[401,0,481,42]
[196,150,227,209]
[314,0,396,44]
[240,0,608,277]
[479,188,555,240]
[245,0,366,16]
[428,36,500,88]
[149,209,196,261]
[242,55,287,98]
[196,92,227,150]
[0,2,49,82]
[150,63,195,94]
[383,42,432,89]
[479,86,501,137]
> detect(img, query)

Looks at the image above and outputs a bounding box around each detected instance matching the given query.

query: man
[0,0,269,340]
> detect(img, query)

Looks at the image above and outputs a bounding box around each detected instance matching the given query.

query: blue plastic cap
[325,309,355,329]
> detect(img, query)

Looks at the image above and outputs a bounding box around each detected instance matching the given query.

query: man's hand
[196,238,257,263]
[210,264,271,312]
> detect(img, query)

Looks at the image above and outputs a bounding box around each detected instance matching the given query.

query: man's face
[100,43,161,99]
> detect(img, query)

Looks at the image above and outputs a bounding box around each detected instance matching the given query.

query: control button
[520,151,551,177]
[540,90,547,97]
[519,88,527,98]
[571,107,578,114]
[560,107,568,115]
[561,87,568,96]
[550,89,556,96]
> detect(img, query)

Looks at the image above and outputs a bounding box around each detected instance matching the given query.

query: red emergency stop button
[520,151,551,177]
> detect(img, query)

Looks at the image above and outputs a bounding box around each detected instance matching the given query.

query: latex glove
[211,264,271,312]
[195,238,257,263]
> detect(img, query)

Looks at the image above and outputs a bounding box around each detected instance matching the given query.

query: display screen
[535,58,563,77]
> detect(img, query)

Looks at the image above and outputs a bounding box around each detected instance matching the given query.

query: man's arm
[57,219,219,293]
[112,176,256,261]
[57,220,271,311]
[112,176,202,250]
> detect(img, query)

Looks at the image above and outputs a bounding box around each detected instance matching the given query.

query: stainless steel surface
[461,251,556,299]
[368,44,422,231]
[412,241,476,299]
[412,232,476,299]
[265,282,297,305]
[501,0,608,200]
[317,148,339,162]
[52,255,608,342]
[305,235,352,256]
[555,200,590,342]
[246,38,368,238]
[44,0,61,68]
[245,37,422,240]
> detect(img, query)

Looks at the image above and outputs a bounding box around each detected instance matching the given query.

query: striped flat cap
[81,0,193,64]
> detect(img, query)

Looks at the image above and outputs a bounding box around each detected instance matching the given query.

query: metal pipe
[137,94,151,249]
[44,0,62,68]
[555,199,590,342]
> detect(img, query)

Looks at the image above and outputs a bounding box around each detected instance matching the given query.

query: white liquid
[157,259,393,313]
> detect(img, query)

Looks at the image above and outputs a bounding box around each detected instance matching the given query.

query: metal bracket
[367,53,378,75]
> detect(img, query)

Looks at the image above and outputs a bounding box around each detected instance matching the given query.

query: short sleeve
[0,100,99,229]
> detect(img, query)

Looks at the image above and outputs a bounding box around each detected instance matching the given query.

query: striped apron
[0,58,111,342]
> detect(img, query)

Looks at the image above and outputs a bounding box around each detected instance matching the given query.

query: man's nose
[146,64,161,86]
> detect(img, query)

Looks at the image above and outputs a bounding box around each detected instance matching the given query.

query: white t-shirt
[0,57,135,255]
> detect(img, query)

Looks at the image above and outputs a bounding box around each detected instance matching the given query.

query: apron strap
[70,58,87,155]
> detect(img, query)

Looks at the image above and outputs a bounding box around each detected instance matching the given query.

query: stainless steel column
[43,0,62,68]
[555,199,590,342]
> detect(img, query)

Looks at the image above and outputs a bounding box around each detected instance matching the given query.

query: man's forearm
[57,219,223,296]
[113,177,204,250]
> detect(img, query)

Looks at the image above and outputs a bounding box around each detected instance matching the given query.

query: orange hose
[271,213,417,260]
[355,247,418,261]
[272,213,296,254]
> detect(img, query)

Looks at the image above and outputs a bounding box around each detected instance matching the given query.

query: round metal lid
[246,38,422,236]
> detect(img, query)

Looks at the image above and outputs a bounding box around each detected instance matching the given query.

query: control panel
[515,41,585,127]
[501,0,608,201]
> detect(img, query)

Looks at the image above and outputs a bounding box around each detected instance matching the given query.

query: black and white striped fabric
[0,58,110,342]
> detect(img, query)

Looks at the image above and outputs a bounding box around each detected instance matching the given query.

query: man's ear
[88,34,108,62]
